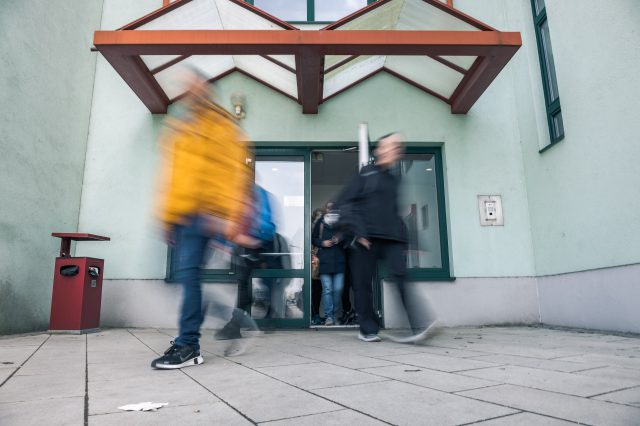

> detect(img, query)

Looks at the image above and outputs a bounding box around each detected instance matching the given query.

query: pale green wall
[77,0,537,279]
[511,0,640,275]
[0,0,104,333]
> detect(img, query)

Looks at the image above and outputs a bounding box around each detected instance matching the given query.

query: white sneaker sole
[152,355,204,369]
[358,333,382,342]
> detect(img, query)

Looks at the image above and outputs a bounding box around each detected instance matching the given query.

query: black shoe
[215,323,242,340]
[151,342,203,369]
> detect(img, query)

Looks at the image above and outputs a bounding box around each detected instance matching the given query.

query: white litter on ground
[117,402,169,412]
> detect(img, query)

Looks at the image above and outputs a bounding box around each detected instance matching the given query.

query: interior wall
[0,0,104,334]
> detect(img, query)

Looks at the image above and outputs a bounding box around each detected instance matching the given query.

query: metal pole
[358,122,369,170]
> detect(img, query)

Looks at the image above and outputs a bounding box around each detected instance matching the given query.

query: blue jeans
[173,216,227,350]
[320,273,344,321]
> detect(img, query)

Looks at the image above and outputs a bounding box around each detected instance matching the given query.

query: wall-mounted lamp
[230,93,246,119]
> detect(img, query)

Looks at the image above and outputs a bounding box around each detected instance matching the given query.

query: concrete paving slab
[0,367,16,384]
[594,386,640,408]
[459,365,640,397]
[556,353,640,371]
[468,353,606,373]
[260,408,387,425]
[361,364,498,393]
[89,373,218,415]
[0,345,40,366]
[89,401,252,425]
[575,366,640,382]
[256,361,388,390]
[473,412,578,425]
[224,349,319,369]
[458,384,640,425]
[312,380,516,425]
[276,344,400,369]
[184,361,341,422]
[0,334,49,347]
[0,373,85,403]
[377,351,501,373]
[0,396,84,425]
[412,344,492,358]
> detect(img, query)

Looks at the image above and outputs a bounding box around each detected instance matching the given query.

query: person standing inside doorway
[312,202,345,326]
[336,133,436,343]
[151,71,257,369]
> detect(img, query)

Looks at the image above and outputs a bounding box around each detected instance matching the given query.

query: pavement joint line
[571,365,610,373]
[0,333,50,388]
[453,389,597,426]
[255,408,350,424]
[450,364,507,373]
[355,367,506,395]
[453,410,524,426]
[202,348,395,425]
[309,378,394,391]
[127,329,259,426]
[587,384,640,399]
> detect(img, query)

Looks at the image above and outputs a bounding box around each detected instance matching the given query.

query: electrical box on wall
[478,195,504,226]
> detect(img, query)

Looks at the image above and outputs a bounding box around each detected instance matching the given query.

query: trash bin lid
[51,233,110,242]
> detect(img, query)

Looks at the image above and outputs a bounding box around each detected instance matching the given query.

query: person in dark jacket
[312,202,346,326]
[336,133,436,343]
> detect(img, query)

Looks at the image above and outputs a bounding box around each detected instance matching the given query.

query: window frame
[245,0,378,24]
[530,0,565,151]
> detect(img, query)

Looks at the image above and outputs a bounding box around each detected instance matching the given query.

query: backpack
[251,185,276,242]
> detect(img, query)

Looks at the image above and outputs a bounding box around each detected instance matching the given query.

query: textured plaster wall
[0,0,104,334]
[511,0,640,275]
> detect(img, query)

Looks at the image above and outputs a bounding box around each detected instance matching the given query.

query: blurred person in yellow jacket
[152,71,258,369]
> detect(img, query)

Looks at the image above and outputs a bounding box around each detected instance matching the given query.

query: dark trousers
[235,239,277,315]
[349,238,410,335]
[311,278,322,317]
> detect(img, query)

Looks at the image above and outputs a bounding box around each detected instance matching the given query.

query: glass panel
[534,0,546,15]
[316,0,368,21]
[255,159,305,269]
[217,0,293,29]
[253,0,307,21]
[385,55,464,98]
[141,55,182,71]
[397,0,479,31]
[203,241,232,269]
[234,55,298,98]
[251,277,304,319]
[323,55,385,98]
[552,110,564,139]
[438,55,477,71]
[540,19,560,102]
[398,154,442,269]
[334,0,403,29]
[155,55,235,99]
[139,0,223,30]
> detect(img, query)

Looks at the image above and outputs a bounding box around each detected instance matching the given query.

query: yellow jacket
[156,102,253,237]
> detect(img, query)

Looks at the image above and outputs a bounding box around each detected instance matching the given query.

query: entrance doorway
[310,149,363,328]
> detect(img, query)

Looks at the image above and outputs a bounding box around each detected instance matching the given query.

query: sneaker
[215,323,242,340]
[311,315,325,325]
[358,332,382,342]
[223,310,260,357]
[384,320,439,344]
[324,318,334,326]
[151,342,203,369]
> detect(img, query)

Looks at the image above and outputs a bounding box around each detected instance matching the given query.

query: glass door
[251,150,309,328]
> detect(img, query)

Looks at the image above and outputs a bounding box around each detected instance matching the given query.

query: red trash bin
[49,233,110,333]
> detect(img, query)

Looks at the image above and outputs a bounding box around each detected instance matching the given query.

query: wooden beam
[449,45,520,113]
[295,49,323,114]
[100,52,169,113]
[94,30,522,57]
